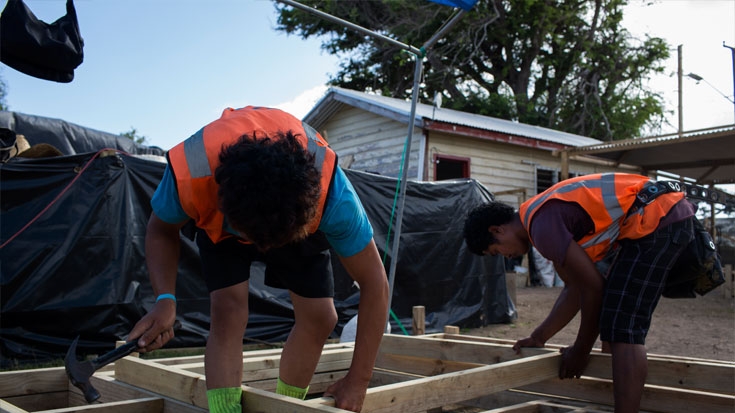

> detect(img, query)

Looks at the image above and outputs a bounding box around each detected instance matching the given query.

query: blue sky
[2,0,734,151]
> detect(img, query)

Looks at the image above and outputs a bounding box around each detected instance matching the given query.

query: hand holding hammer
[64,319,181,403]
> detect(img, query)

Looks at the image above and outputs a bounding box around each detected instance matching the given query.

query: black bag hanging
[663,218,725,299]
[0,0,84,83]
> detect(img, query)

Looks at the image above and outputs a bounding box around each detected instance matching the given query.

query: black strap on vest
[635,180,734,210]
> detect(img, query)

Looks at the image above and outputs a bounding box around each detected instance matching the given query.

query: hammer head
[64,337,101,403]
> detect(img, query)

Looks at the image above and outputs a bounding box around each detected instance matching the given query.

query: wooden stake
[412,306,425,336]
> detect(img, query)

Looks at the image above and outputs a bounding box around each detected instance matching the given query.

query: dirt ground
[466,277,735,362]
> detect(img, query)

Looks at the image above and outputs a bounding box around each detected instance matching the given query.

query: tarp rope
[0,148,127,249]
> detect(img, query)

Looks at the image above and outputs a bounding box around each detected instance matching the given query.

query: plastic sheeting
[0,111,165,156]
[337,170,515,334]
[0,117,514,368]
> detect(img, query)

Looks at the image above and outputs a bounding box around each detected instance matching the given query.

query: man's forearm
[532,285,580,343]
[350,282,389,382]
[574,283,603,351]
[145,214,183,295]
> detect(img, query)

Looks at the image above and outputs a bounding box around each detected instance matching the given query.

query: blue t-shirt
[151,164,374,257]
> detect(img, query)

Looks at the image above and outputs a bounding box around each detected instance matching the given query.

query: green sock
[276,377,310,400]
[206,387,242,413]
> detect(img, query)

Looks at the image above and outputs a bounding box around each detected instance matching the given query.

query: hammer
[64,337,139,403]
[64,320,181,403]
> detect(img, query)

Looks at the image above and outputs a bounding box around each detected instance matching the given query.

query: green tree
[276,0,669,141]
[120,127,147,145]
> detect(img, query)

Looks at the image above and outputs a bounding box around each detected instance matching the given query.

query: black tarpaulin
[0,111,165,156]
[0,116,514,368]
[338,169,514,333]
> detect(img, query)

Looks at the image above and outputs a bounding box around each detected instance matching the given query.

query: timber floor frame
[2,333,734,413]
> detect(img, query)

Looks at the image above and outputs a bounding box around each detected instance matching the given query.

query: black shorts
[599,217,695,344]
[195,228,334,298]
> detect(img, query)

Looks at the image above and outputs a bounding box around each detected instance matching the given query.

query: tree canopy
[276,0,670,141]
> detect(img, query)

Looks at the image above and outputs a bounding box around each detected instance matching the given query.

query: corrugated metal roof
[564,125,735,184]
[304,86,603,148]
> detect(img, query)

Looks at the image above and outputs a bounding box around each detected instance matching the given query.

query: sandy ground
[466,276,735,362]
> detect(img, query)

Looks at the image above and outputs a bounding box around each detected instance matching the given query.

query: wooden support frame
[2,335,733,413]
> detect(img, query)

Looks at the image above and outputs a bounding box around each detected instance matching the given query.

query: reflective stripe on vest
[182,120,328,180]
[168,106,336,244]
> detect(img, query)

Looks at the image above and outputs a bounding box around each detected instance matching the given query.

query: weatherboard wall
[424,131,619,207]
[319,106,423,179]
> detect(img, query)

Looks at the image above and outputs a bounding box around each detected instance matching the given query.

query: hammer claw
[64,336,138,403]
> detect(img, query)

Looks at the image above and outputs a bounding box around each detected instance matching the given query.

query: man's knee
[210,284,249,330]
[296,301,337,337]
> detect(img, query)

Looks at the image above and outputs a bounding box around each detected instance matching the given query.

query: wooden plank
[246,370,348,394]
[375,353,482,377]
[0,399,29,413]
[0,393,67,412]
[359,352,560,413]
[518,377,735,413]
[37,397,163,413]
[378,334,533,366]
[173,347,353,380]
[114,357,208,409]
[384,334,735,395]
[67,375,207,413]
[115,356,344,412]
[491,400,611,413]
[479,400,543,413]
[0,367,68,398]
[441,334,735,365]
[150,342,352,367]
[369,369,423,387]
[581,353,735,395]
[242,386,346,413]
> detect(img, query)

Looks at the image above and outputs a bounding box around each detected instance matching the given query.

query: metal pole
[385,7,470,316]
[272,0,472,320]
[385,57,423,314]
[274,0,422,56]
[677,44,683,136]
[724,42,735,122]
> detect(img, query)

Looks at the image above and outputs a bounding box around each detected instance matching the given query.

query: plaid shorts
[599,217,695,344]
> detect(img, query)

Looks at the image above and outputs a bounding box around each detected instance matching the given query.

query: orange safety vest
[167,106,337,244]
[519,173,684,263]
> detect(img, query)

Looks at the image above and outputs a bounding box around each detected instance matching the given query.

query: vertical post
[560,150,569,181]
[677,44,684,136]
[412,305,425,336]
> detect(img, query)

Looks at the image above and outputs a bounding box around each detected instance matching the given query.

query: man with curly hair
[463,173,699,413]
[128,106,389,413]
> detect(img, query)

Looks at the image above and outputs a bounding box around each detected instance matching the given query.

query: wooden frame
[1,335,733,413]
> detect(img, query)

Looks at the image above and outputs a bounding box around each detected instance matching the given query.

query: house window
[536,167,576,194]
[433,154,470,181]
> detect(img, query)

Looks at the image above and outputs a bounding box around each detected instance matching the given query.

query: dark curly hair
[463,201,516,255]
[215,130,321,250]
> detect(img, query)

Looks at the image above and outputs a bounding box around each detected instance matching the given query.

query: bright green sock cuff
[276,377,309,400]
[206,387,242,413]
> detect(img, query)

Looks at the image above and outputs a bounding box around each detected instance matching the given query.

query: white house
[304,87,634,206]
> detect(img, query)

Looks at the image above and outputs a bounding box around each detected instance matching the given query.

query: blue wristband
[156,293,176,303]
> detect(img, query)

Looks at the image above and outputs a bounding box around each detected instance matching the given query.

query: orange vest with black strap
[167,106,337,244]
[519,173,684,263]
